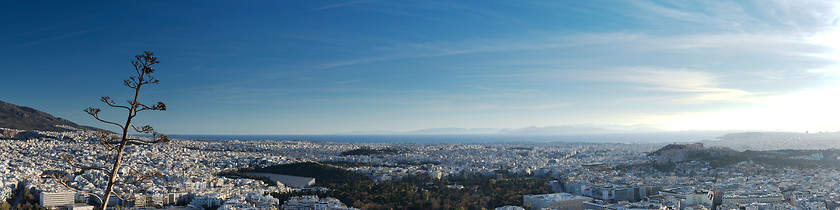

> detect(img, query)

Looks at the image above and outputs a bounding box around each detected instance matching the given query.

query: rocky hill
[0,100,100,132]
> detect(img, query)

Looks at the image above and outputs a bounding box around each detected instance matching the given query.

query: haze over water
[171,132,725,144]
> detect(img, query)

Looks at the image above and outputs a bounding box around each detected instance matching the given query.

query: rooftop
[525,193,592,202]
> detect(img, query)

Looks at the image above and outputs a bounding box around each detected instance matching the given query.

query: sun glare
[667,87,840,132]
[808,25,840,61]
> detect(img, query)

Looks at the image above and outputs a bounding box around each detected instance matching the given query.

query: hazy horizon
[2,1,839,135]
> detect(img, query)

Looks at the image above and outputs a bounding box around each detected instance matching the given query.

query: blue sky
[2,1,839,134]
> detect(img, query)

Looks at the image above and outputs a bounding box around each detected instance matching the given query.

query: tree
[51,51,169,210]
[0,201,10,210]
[91,51,169,209]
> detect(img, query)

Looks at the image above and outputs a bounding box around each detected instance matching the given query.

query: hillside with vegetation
[243,162,370,185]
[0,100,100,132]
[686,149,840,169]
[647,143,688,156]
[649,143,840,170]
[251,162,552,209]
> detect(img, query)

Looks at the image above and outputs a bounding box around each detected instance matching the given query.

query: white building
[721,190,785,206]
[524,193,593,210]
[64,204,95,210]
[245,173,315,189]
[39,191,75,208]
[659,187,713,209]
[283,195,356,210]
[494,206,525,210]
[190,193,225,208]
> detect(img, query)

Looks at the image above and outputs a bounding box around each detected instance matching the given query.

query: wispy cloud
[0,24,65,41]
[514,103,570,110]
[588,67,752,104]
[628,1,706,23]
[1,27,108,50]
[291,0,377,15]
[473,86,541,94]
[0,13,103,41]
[333,80,362,85]
[406,102,569,113]
[317,33,640,70]
[311,0,840,71]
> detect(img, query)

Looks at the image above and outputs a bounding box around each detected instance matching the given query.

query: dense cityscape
[2,127,840,210]
[5,0,840,209]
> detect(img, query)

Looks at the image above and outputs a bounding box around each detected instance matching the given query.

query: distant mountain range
[0,100,100,132]
[4,100,838,150]
[338,126,840,150]
[341,124,665,135]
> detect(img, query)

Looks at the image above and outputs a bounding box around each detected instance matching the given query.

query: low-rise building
[63,203,95,210]
[659,187,713,209]
[283,195,356,210]
[39,191,75,208]
[721,190,785,206]
[523,193,593,210]
[494,206,525,210]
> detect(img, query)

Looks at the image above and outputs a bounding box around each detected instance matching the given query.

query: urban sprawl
[1,128,838,210]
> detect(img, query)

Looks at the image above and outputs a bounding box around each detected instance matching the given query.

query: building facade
[523,193,593,210]
[39,191,75,208]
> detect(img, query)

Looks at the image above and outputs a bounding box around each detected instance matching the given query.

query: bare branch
[137,103,150,112]
[93,130,113,139]
[101,96,130,110]
[124,138,151,145]
[118,165,164,185]
[84,107,100,115]
[84,108,125,130]
[93,131,120,151]
[100,96,113,105]
[126,125,170,144]
[44,174,103,205]
[131,125,142,133]
[152,134,170,144]
[133,59,141,76]
[125,136,168,145]
[134,125,153,134]
[148,76,160,84]
[124,79,136,89]
[62,155,109,172]
[138,102,166,112]
[107,191,127,204]
[100,141,118,151]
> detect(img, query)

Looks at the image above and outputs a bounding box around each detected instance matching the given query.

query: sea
[169,131,726,144]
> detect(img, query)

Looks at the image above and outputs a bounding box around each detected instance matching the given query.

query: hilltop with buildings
[649,143,840,170]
